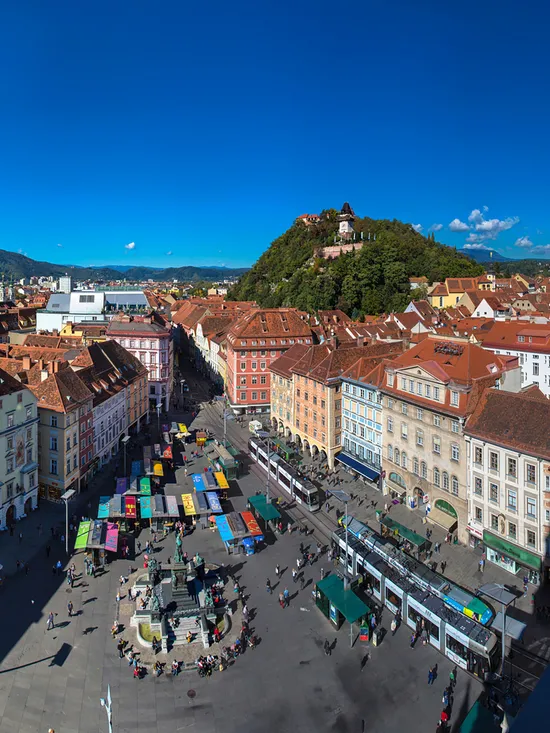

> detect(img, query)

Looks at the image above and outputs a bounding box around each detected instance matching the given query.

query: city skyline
[0,1,547,267]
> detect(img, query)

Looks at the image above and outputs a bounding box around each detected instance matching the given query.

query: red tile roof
[227,309,312,341]
[465,388,550,459]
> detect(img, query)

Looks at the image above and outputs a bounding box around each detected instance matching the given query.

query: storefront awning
[483,530,542,571]
[336,452,380,482]
[97,496,111,519]
[317,574,370,624]
[74,520,91,550]
[427,507,457,532]
[139,477,151,496]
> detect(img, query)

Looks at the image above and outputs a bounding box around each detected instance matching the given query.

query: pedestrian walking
[46,544,51,558]
[278,592,285,609]
[67,601,74,617]
[56,560,63,575]
[117,640,125,658]
[292,568,298,583]
[137,541,141,555]
[441,561,447,574]
[283,587,290,607]
[428,666,435,685]
[324,639,331,656]
[46,611,55,631]
[275,563,280,578]
[449,667,457,688]
[479,559,484,573]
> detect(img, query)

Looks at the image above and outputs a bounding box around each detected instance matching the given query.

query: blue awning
[336,453,380,482]
[215,514,234,543]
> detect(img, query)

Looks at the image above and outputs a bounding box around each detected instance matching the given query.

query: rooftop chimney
[22,356,31,370]
[40,369,48,382]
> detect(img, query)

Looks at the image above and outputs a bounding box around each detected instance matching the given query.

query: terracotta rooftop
[228,309,312,341]
[481,321,550,352]
[269,343,311,379]
[0,367,26,396]
[29,367,93,413]
[465,388,550,459]
[294,342,404,384]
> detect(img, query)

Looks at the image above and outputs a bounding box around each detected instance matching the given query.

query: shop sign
[329,603,338,624]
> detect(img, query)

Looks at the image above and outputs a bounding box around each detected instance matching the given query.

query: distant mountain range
[457,248,513,263]
[0,249,248,282]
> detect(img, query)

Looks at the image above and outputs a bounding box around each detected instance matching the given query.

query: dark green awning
[317,574,370,624]
[483,530,541,571]
[381,516,427,548]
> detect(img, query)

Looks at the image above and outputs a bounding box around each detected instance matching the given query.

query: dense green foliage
[483,258,550,278]
[228,213,484,315]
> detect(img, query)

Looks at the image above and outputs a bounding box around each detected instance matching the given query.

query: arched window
[421,461,427,479]
[451,476,459,495]
[394,448,400,465]
[413,457,419,475]
[434,467,440,487]
[443,471,449,491]
[401,451,407,470]
[388,444,393,461]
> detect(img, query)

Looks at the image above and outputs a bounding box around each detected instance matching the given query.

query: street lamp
[99,684,113,733]
[60,489,76,557]
[122,435,130,476]
[156,402,162,434]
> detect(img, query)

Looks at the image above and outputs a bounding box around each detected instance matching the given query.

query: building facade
[380,337,521,543]
[465,387,550,583]
[106,313,173,411]
[226,309,313,414]
[0,373,39,530]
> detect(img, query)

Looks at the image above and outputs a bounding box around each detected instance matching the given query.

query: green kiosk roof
[317,574,370,624]
[248,494,281,521]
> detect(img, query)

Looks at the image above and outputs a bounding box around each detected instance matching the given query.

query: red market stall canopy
[241,511,263,537]
[124,496,137,519]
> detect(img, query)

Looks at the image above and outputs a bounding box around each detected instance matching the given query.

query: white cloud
[57,243,63,248]
[449,218,470,232]
[463,208,520,241]
[468,209,484,225]
[166,251,172,256]
[530,244,550,255]
[430,223,443,232]
[515,236,533,248]
[125,242,136,250]
[412,224,423,233]
[463,243,490,250]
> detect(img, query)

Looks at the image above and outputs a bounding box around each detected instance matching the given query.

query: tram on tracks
[333,519,499,677]
[248,437,320,512]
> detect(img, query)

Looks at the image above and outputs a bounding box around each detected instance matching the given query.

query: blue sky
[0,0,548,268]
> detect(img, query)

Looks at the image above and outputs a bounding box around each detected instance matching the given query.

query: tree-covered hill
[227,211,484,315]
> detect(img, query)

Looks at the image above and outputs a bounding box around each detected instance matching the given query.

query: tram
[248,437,320,512]
[333,522,499,677]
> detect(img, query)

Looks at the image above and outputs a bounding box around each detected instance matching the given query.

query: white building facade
[340,376,383,484]
[93,391,127,467]
[0,382,39,531]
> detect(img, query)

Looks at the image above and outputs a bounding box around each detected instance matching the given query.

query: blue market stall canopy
[140,495,152,519]
[206,492,222,513]
[131,460,143,477]
[97,496,111,519]
[192,473,207,492]
[215,514,234,543]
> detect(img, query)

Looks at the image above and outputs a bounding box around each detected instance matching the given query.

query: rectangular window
[491,514,499,531]
[433,387,440,400]
[401,404,408,415]
[251,391,257,400]
[451,444,460,462]
[240,391,246,400]
[451,420,460,434]
[387,398,394,409]
[433,415,440,427]
[533,363,540,376]
[251,376,258,385]
[409,379,414,393]
[526,464,536,483]
[416,383,422,396]
[7,437,13,451]
[387,417,393,433]
[489,452,499,471]
[507,489,517,512]
[416,408,423,421]
[260,362,266,370]
[387,373,394,387]
[25,405,32,419]
[401,423,408,439]
[508,522,517,541]
[416,429,423,446]
[261,391,267,401]
[260,375,267,385]
[507,457,517,478]
[450,391,459,406]
[240,362,246,371]
[6,457,14,473]
[240,376,247,386]
[526,530,536,548]
[251,362,257,370]
[425,385,431,399]
[474,477,483,496]
[433,436,441,455]
[474,446,483,465]
[526,496,537,518]
[474,507,482,522]
[50,459,58,475]
[489,483,498,503]
[7,413,14,428]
